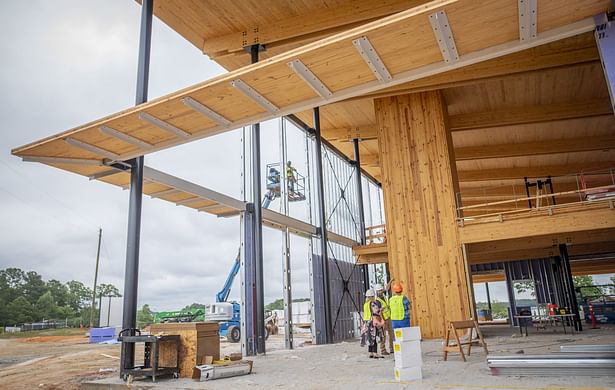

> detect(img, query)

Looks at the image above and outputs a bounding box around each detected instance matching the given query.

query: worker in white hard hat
[374,281,394,355]
[361,289,384,358]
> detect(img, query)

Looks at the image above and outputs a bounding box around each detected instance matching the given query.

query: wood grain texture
[375,91,469,339]
[149,322,220,378]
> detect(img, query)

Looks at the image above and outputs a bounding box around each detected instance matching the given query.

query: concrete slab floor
[82,325,615,390]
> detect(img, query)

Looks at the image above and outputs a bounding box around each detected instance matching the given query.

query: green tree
[46,279,70,307]
[265,299,284,311]
[66,280,92,312]
[573,275,603,297]
[23,271,46,304]
[97,283,122,298]
[0,268,26,302]
[513,280,536,296]
[35,291,58,321]
[137,304,154,328]
[7,296,35,324]
[181,302,206,312]
[0,297,7,326]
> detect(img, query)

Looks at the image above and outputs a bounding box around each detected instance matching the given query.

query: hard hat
[392,282,403,293]
[287,160,292,165]
[373,283,383,291]
[365,289,375,297]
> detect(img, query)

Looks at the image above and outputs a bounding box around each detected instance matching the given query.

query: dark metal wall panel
[311,248,364,343]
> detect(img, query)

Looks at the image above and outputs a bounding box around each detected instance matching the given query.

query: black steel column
[313,107,333,343]
[250,45,266,354]
[352,138,369,288]
[485,282,492,313]
[120,0,152,372]
[559,244,582,331]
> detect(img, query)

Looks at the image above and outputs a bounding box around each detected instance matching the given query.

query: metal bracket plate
[429,11,459,63]
[518,0,538,41]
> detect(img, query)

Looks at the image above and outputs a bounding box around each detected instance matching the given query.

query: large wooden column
[375,91,470,339]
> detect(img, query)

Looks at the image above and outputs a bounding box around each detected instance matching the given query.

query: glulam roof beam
[449,99,613,132]
[455,135,615,160]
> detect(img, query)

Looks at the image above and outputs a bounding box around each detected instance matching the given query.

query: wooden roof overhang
[12,0,609,193]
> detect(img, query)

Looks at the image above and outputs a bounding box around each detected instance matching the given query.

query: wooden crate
[149,322,220,378]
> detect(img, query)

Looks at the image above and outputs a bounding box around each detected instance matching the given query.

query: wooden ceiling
[12,0,615,218]
[143,0,434,69]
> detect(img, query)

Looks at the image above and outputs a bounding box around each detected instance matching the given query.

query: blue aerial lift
[205,163,305,342]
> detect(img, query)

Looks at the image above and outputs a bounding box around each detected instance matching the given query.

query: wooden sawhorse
[443,320,488,362]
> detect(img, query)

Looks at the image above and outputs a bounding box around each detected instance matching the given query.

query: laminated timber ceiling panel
[13,0,608,189]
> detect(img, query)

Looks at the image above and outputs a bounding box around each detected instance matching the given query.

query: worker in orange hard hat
[389,282,411,329]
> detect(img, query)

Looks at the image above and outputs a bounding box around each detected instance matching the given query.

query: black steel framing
[120,0,152,375]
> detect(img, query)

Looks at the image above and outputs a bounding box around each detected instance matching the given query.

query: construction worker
[374,282,394,355]
[286,160,297,192]
[361,289,384,358]
[390,282,411,329]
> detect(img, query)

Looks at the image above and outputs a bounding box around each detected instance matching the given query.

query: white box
[394,326,421,342]
[393,340,422,368]
[394,365,422,382]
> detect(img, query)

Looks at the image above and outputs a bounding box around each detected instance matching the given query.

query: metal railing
[365,224,387,245]
[455,167,615,225]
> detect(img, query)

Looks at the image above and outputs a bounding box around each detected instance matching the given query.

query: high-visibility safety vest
[363,300,372,321]
[390,295,406,321]
[376,296,390,320]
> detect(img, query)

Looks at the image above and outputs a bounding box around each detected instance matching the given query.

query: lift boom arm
[215,189,276,303]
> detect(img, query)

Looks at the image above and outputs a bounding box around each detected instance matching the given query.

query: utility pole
[90,228,102,328]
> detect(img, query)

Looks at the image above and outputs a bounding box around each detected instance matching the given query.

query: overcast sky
[0,0,316,312]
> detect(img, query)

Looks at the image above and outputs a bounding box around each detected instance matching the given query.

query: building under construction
[10,0,615,385]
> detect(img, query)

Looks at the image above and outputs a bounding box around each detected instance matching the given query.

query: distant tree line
[0,267,121,327]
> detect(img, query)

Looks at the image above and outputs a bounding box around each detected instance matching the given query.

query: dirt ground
[0,330,309,390]
[0,334,122,389]
[1,326,614,390]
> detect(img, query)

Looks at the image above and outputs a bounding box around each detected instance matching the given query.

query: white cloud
[0,0,312,312]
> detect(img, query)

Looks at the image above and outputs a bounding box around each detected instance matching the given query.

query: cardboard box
[192,360,253,381]
[394,365,422,382]
[393,340,422,368]
[393,326,421,342]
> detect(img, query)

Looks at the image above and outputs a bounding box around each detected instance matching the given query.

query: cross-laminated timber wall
[375,91,470,338]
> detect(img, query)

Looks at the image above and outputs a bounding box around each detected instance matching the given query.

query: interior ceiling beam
[459,206,615,244]
[457,161,615,182]
[201,0,424,58]
[468,228,615,255]
[322,126,378,142]
[449,99,613,132]
[471,273,505,283]
[469,242,615,265]
[343,32,599,101]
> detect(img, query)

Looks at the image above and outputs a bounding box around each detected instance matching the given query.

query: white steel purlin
[352,36,393,82]
[288,59,334,99]
[518,0,538,41]
[64,137,121,160]
[138,112,192,139]
[429,11,460,63]
[182,96,233,127]
[99,125,154,150]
